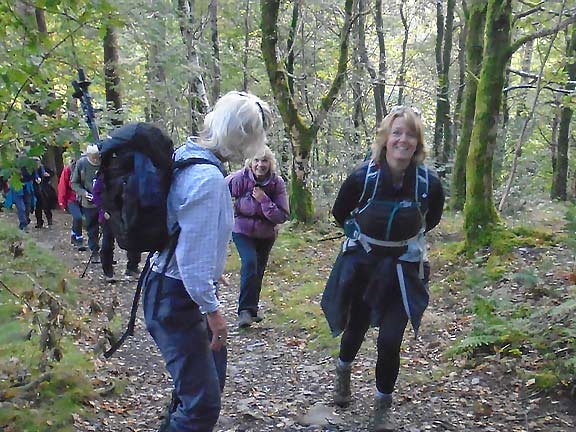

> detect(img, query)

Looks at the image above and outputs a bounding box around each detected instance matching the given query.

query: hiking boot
[237,310,253,328]
[103,269,115,283]
[125,268,139,278]
[158,390,179,431]
[372,396,397,432]
[90,251,101,264]
[334,361,352,407]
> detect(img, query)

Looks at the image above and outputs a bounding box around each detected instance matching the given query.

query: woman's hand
[252,186,267,202]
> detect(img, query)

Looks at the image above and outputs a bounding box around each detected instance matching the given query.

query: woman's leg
[375,305,408,394]
[252,237,276,317]
[100,220,115,277]
[232,233,260,316]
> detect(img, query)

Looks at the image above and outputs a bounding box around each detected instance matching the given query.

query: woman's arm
[332,166,364,227]
[258,176,289,224]
[424,171,445,232]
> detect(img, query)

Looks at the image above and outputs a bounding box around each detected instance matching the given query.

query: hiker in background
[321,106,444,431]
[92,173,141,282]
[71,144,101,262]
[226,145,289,328]
[4,162,35,231]
[144,91,272,432]
[58,157,85,250]
[32,157,56,229]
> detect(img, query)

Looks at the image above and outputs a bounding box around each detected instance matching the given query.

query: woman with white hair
[226,145,289,328]
[143,91,272,432]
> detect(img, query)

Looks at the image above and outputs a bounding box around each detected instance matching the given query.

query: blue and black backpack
[343,160,430,252]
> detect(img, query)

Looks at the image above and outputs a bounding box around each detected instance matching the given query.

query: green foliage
[0,222,95,431]
[448,297,530,357]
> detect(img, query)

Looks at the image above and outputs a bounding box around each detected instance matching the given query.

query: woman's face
[385,117,418,164]
[251,156,271,179]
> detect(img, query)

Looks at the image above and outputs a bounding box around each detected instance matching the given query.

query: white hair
[198,91,273,162]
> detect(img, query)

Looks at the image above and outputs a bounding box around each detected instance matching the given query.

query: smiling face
[385,117,418,165]
[251,156,271,180]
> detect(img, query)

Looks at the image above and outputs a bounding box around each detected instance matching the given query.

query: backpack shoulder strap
[357,160,380,212]
[415,165,429,211]
[173,157,221,173]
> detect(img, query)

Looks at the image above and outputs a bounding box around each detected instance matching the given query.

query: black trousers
[338,282,409,394]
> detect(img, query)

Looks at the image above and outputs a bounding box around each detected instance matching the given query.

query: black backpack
[99,123,219,252]
[98,122,219,357]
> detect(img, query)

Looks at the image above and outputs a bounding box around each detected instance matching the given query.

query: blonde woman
[321,106,444,431]
[226,145,289,328]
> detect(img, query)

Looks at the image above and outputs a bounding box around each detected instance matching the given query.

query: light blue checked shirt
[151,139,233,314]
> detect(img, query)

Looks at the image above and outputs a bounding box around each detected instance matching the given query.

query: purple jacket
[226,168,289,239]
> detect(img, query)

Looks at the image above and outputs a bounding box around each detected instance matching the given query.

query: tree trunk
[261,0,354,222]
[178,0,210,134]
[209,0,221,102]
[374,0,387,120]
[397,0,409,106]
[357,0,383,129]
[450,0,486,211]
[146,13,167,124]
[451,20,466,155]
[433,0,455,163]
[242,0,250,92]
[551,25,575,200]
[464,0,512,246]
[104,25,123,127]
[34,7,63,184]
[285,0,300,95]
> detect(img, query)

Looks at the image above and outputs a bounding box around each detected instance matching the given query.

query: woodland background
[0,0,575,430]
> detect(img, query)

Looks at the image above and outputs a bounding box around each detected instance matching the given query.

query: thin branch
[503,84,573,94]
[513,1,545,24]
[510,14,576,54]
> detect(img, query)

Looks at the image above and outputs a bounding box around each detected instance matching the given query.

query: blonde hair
[198,91,273,162]
[244,145,278,174]
[370,106,426,164]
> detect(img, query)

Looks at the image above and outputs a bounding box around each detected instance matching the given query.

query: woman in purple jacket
[226,146,289,328]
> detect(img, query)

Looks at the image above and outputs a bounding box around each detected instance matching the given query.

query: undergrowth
[0,222,95,431]
[445,213,575,394]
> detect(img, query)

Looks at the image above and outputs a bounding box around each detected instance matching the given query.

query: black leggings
[339,288,408,394]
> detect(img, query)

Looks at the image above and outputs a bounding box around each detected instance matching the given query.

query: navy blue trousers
[143,271,226,432]
[232,232,275,317]
[82,206,100,253]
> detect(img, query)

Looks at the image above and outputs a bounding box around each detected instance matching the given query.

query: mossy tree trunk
[104,25,123,127]
[450,0,486,211]
[261,0,354,222]
[464,0,512,246]
[433,0,455,163]
[551,25,575,201]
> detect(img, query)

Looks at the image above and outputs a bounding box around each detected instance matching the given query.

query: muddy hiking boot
[158,390,180,432]
[237,310,253,328]
[372,395,397,432]
[333,361,352,407]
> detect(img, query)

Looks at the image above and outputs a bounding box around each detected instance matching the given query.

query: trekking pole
[72,68,100,143]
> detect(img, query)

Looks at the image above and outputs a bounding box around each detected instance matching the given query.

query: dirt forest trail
[6,208,575,432]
